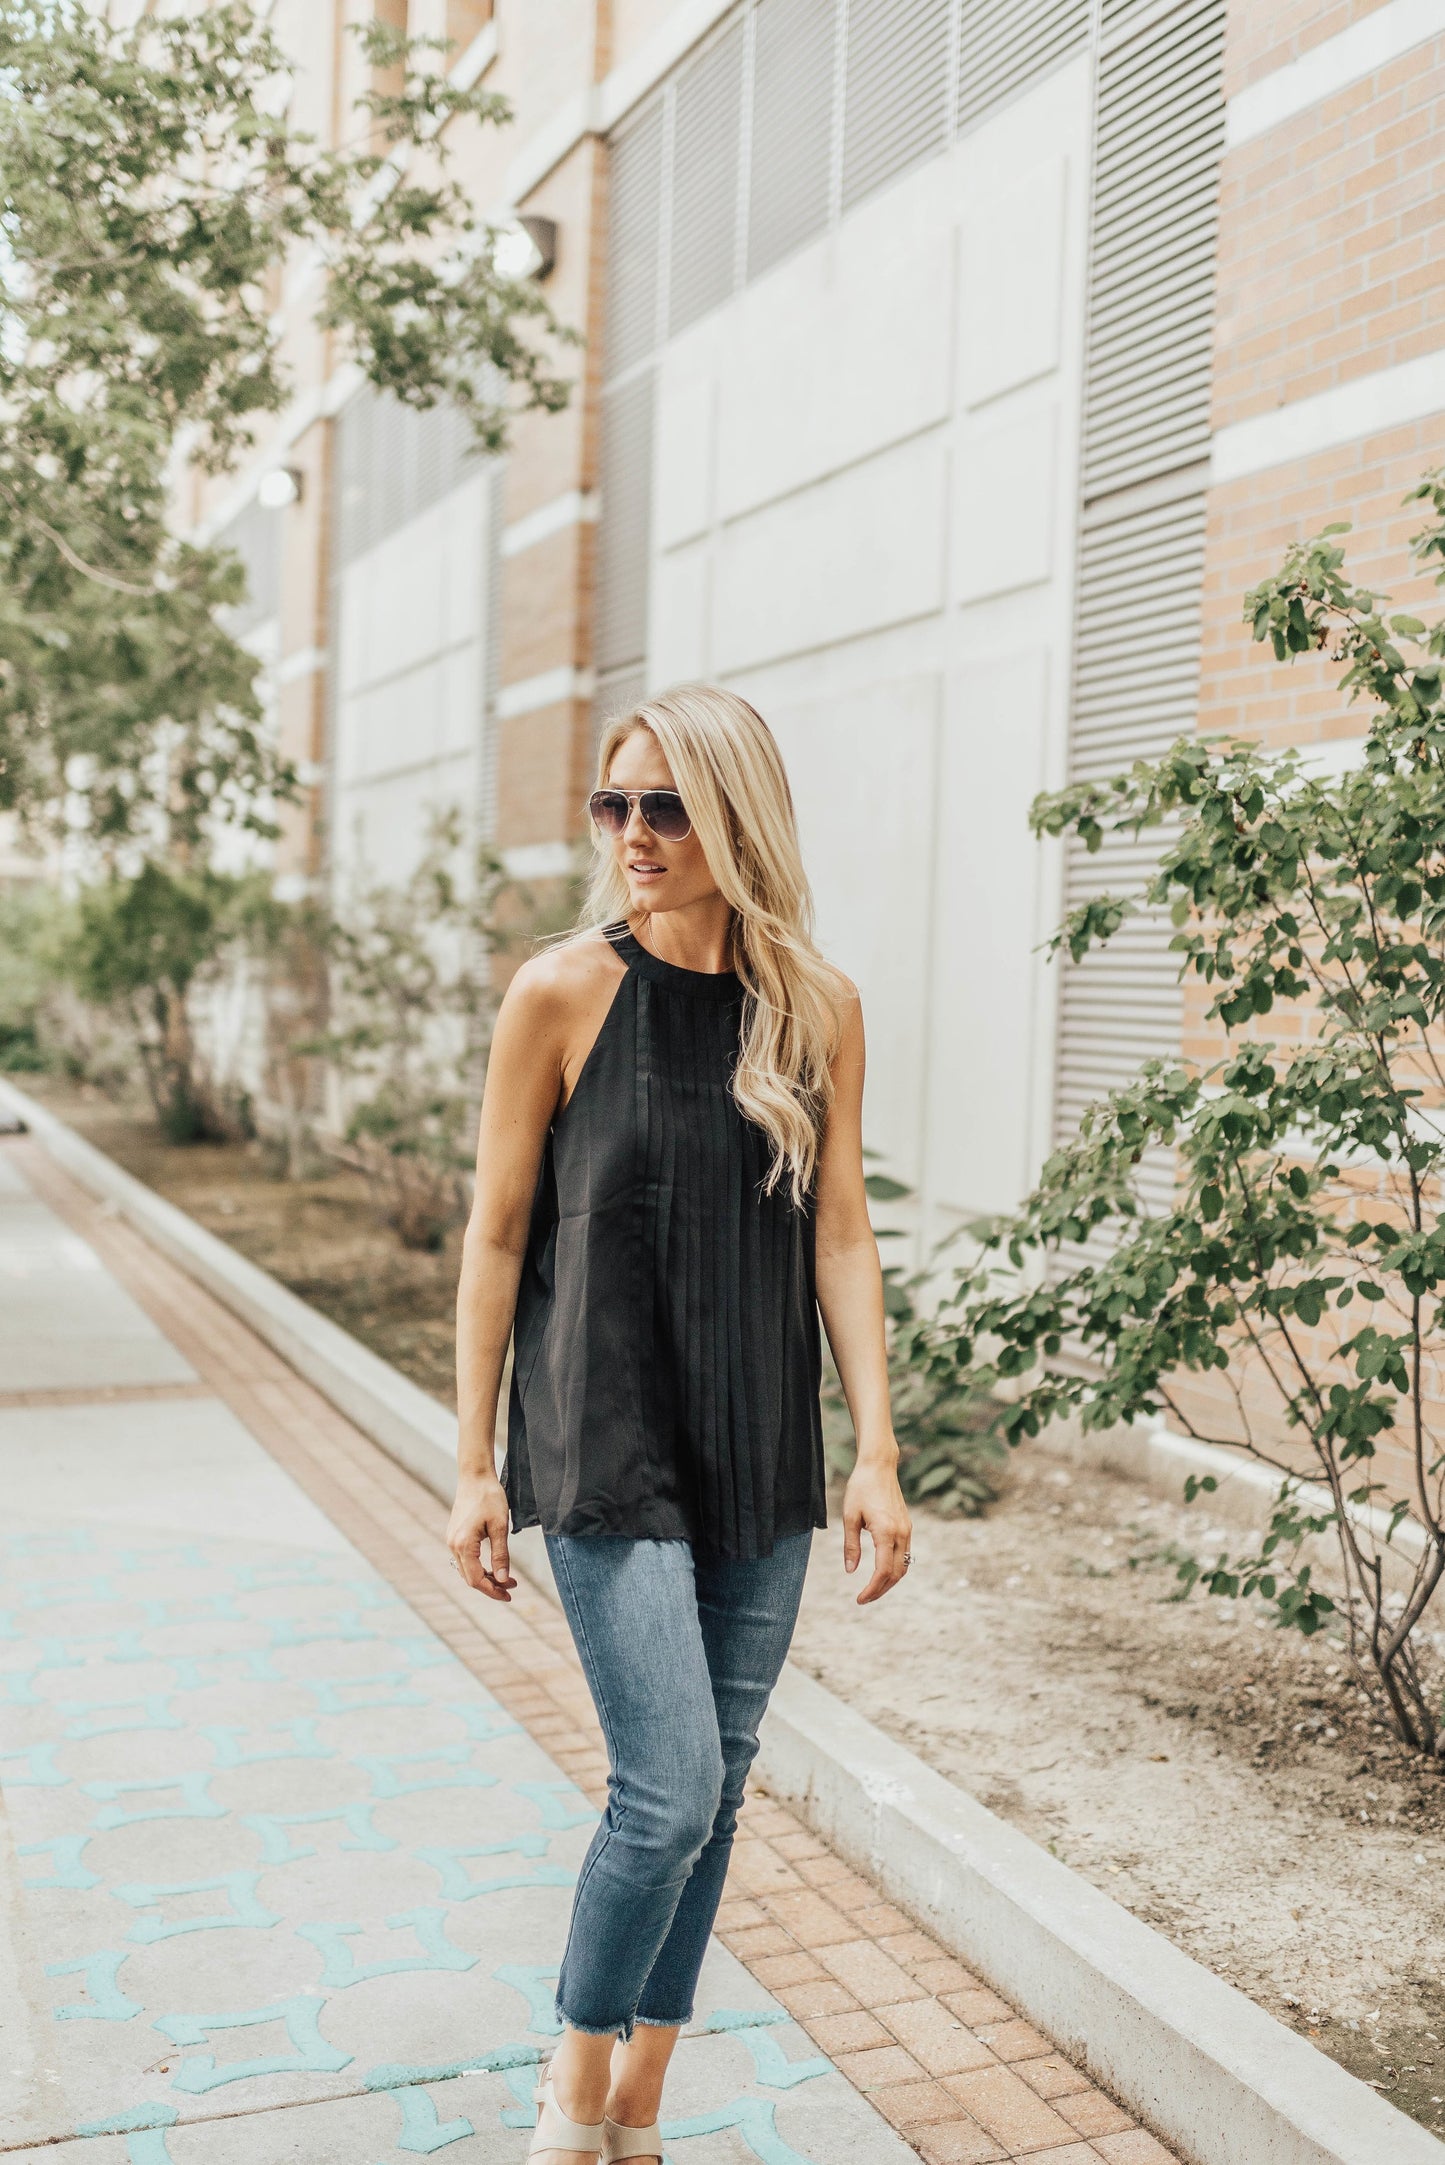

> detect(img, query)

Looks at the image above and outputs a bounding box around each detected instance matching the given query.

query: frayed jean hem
[634,2010,690,2029]
[555,2005,631,2040]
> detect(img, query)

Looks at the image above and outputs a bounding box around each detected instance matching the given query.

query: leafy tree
[307,815,556,1251]
[933,472,1445,1755]
[0,882,63,1070]
[0,1,572,849]
[58,860,265,1139]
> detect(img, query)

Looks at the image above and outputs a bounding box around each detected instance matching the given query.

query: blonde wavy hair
[582,684,846,1203]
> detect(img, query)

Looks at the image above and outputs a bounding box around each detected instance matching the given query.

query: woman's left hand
[842,1455,912,1605]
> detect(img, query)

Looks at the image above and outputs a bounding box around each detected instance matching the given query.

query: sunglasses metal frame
[587,786,693,841]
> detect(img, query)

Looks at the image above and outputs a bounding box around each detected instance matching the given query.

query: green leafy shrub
[824,1168,1006,1518]
[308,816,568,1250]
[0,885,60,1071]
[929,470,1445,1754]
[58,861,264,1140]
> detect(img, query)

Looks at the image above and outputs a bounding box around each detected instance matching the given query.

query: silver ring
[903,1552,913,1565]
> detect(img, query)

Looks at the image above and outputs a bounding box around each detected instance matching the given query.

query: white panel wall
[767,675,942,1184]
[331,470,490,889]
[641,61,1092,1240]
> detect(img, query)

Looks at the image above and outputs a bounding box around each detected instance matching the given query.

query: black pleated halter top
[505,922,827,1562]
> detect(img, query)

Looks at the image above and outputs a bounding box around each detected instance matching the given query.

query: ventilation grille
[597,0,1092,692]
[606,100,665,378]
[595,371,656,675]
[1083,0,1225,502]
[842,0,951,211]
[957,0,1090,133]
[603,0,1092,386]
[748,0,835,280]
[670,20,746,335]
[333,385,479,569]
[1054,0,1225,1201]
[1056,489,1206,1152]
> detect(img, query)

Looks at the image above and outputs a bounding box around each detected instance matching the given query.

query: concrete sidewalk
[0,1132,1178,2165]
[0,1145,914,2165]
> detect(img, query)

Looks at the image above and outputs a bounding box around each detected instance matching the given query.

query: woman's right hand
[447,1472,516,1602]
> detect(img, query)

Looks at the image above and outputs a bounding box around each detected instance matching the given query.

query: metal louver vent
[748,0,836,279]
[957,0,1090,134]
[595,370,656,675]
[1054,0,1225,1202]
[1056,488,1205,1155]
[841,0,951,212]
[334,385,478,570]
[593,668,647,745]
[1083,0,1225,501]
[669,19,746,336]
[606,100,665,377]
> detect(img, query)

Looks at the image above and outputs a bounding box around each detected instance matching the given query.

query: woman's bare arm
[813,988,912,1604]
[449,960,568,1601]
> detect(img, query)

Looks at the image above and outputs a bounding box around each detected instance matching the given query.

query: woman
[448,685,911,2164]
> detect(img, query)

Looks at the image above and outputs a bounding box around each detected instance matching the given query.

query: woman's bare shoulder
[501,930,626,1025]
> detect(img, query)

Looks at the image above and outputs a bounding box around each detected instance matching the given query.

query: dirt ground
[794,1452,1445,2134]
[16,1076,1445,2133]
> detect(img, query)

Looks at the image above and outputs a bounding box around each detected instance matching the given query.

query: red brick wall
[1224,0,1399,97]
[1214,35,1445,429]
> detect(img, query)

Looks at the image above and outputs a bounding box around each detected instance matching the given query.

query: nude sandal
[602,2113,663,2162]
[528,2075,606,2160]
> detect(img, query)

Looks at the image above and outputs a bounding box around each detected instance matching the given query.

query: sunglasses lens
[642,791,691,841]
[588,790,629,835]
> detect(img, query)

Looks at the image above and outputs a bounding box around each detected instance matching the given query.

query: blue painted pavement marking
[663,2097,820,2165]
[1,1740,68,1784]
[389,2082,475,2153]
[47,1949,142,2022]
[20,1833,101,1889]
[58,1691,184,1739]
[493,1964,562,2037]
[499,2063,538,2128]
[202,1716,333,1765]
[139,1594,243,1628]
[513,1780,598,1830]
[297,1906,477,1988]
[24,1576,120,1610]
[126,2132,178,2165]
[112,1543,211,1575]
[412,1833,554,1900]
[707,2019,830,2092]
[83,1771,228,1830]
[364,2040,543,2089]
[152,1994,352,2090]
[299,1671,429,1715]
[111,1869,281,1942]
[227,1559,332,1593]
[352,1744,498,1798]
[241,1801,396,1864]
[437,1698,522,1743]
[166,1646,286,1689]
[75,2101,179,2136]
[6,1527,98,1560]
[265,1608,380,1648]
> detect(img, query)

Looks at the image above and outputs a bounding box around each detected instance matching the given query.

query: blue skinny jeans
[544,1530,811,2039]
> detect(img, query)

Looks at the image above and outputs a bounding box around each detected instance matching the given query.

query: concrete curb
[757,1667,1442,2165]
[5,1075,1438,2165]
[0,1079,461,1506]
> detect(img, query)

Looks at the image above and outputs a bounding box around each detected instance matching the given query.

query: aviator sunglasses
[587,786,693,842]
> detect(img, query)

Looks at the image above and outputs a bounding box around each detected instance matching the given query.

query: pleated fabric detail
[505,925,826,1562]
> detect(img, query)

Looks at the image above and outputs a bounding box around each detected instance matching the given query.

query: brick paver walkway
[3,1132,1177,2165]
